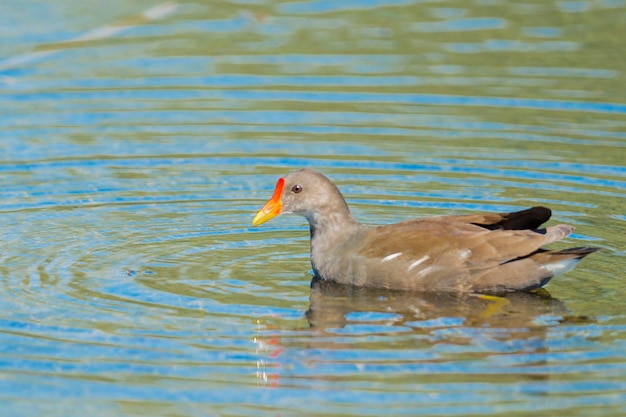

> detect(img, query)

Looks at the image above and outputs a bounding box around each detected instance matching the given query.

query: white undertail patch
[544,258,581,276]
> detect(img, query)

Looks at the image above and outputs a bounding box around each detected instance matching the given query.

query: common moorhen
[252,169,598,293]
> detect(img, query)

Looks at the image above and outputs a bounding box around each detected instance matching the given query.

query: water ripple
[0,0,624,415]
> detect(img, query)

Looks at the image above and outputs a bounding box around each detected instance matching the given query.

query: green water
[0,0,625,415]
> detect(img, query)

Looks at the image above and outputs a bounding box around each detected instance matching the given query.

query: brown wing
[344,207,572,292]
[424,206,552,230]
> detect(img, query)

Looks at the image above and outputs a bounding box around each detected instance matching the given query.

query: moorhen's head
[252,169,350,226]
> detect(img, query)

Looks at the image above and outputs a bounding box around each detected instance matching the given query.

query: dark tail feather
[552,246,601,258]
[479,206,552,231]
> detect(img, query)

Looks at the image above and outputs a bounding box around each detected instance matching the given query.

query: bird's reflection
[307,277,578,331]
[254,277,593,388]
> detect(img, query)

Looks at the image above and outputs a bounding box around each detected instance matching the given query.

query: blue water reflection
[278,0,422,14]
[1,0,625,416]
[413,17,507,32]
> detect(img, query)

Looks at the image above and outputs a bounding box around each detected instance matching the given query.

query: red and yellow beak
[252,178,285,226]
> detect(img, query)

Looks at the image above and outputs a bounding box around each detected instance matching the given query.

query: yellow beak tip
[252,178,284,226]
[252,210,274,227]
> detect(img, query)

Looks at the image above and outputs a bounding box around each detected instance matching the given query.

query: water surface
[1,0,625,415]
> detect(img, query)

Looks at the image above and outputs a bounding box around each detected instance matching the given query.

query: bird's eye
[292,185,303,194]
